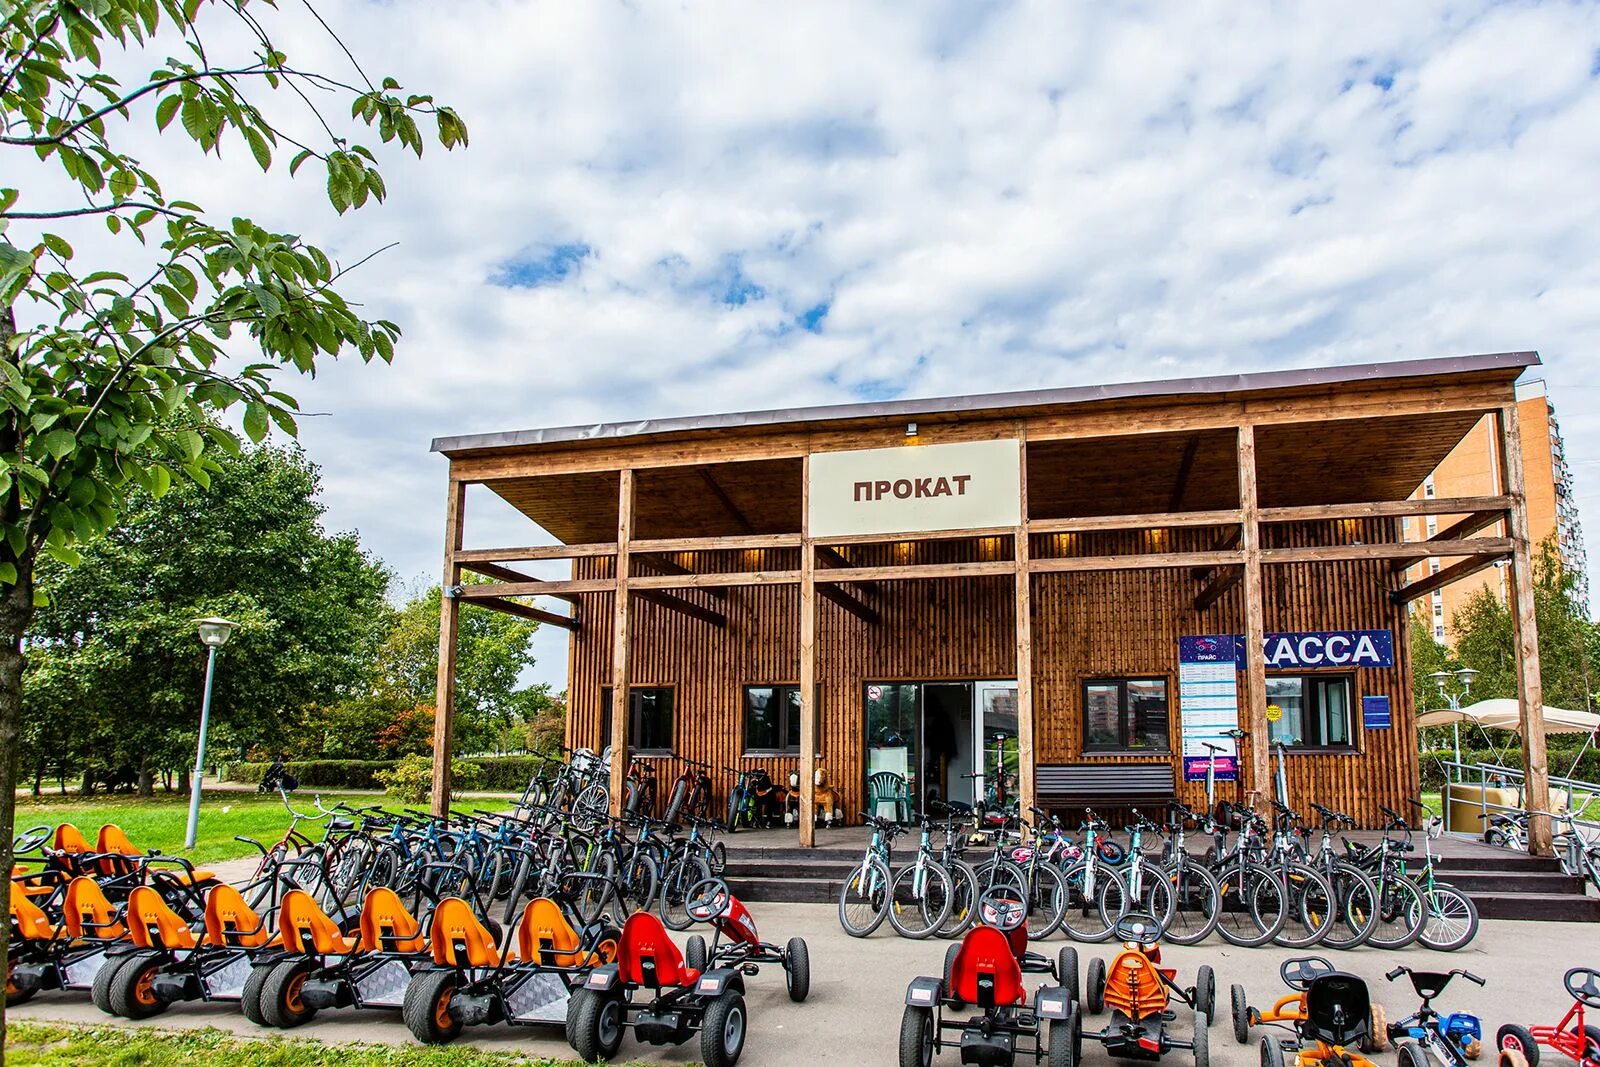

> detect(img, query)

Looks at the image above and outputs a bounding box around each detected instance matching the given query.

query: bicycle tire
[1273,862,1336,949]
[658,853,711,931]
[1319,862,1379,950]
[1099,862,1174,932]
[1214,864,1289,948]
[1026,861,1069,939]
[621,851,660,912]
[1417,881,1479,952]
[887,859,954,940]
[937,861,980,939]
[1162,861,1221,946]
[838,856,892,937]
[1365,868,1426,950]
[1060,860,1117,943]
[664,780,688,827]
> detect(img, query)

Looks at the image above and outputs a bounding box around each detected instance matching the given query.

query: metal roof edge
[430,350,1540,455]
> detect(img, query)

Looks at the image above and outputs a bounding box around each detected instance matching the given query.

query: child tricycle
[899,887,1077,1067]
[1080,912,1211,1065]
[682,878,810,1002]
[1384,964,1485,1067]
[1254,958,1387,1067]
[1234,957,1387,1052]
[1496,966,1600,1067]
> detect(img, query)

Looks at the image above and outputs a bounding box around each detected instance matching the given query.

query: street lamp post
[1431,666,1480,767]
[185,617,238,850]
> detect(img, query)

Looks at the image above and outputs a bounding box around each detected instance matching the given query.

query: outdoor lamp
[1455,666,1479,690]
[197,616,237,648]
[1431,670,1452,692]
[185,616,239,849]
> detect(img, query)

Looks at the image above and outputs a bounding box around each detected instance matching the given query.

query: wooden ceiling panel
[1254,411,1482,508]
[1028,429,1240,519]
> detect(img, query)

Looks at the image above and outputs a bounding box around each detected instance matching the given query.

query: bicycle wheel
[1162,861,1221,946]
[1319,862,1379,951]
[1060,860,1117,943]
[1366,869,1426,950]
[1274,862,1336,949]
[936,861,980,939]
[663,780,688,827]
[1025,862,1069,939]
[1214,865,1288,948]
[573,783,609,829]
[1417,881,1479,952]
[838,856,892,937]
[619,851,659,913]
[887,860,954,939]
[658,853,711,931]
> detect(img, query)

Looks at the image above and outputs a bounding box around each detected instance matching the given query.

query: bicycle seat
[1566,967,1600,1008]
[1281,956,1336,990]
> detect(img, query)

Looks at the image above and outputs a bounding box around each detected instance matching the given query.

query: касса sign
[1182,630,1396,670]
[808,438,1022,538]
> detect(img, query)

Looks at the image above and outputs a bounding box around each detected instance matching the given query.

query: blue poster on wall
[1185,630,1397,670]
[1362,696,1392,730]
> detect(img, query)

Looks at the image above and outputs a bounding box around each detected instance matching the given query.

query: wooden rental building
[428,351,1557,850]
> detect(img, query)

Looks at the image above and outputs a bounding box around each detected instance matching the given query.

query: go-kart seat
[427,897,500,968]
[518,897,604,967]
[358,888,426,954]
[277,888,355,954]
[9,892,59,941]
[617,911,700,990]
[205,884,274,948]
[1304,972,1372,1049]
[52,824,91,854]
[126,885,198,951]
[949,925,1026,1009]
[62,877,126,940]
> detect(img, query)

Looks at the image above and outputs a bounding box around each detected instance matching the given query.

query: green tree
[0,1,464,1048]
[21,441,392,793]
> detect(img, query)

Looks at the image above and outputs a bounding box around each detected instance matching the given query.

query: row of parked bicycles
[1480,804,1600,891]
[841,795,1480,952]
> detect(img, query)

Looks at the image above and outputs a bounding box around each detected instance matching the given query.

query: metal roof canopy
[431,350,1539,456]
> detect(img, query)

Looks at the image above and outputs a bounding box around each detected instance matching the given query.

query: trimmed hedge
[222,754,547,792]
[1419,745,1600,793]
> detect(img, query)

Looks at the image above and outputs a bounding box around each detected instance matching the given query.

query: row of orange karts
[8,823,808,1067]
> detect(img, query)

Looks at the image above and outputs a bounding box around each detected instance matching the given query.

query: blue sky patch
[490,243,592,288]
[798,301,830,332]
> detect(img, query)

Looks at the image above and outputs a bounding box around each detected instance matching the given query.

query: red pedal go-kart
[900,889,1077,1067]
[682,878,810,1003]
[565,881,756,1066]
[1496,966,1600,1067]
[1080,913,1212,1065]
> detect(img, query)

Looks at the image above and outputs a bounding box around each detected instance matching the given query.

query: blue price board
[1362,695,1391,730]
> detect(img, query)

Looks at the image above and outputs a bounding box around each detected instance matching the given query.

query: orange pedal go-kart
[1254,959,1387,1067]
[7,876,128,1006]
[1080,913,1212,1066]
[682,878,810,1003]
[1235,958,1387,1054]
[899,888,1077,1067]
[1495,966,1600,1067]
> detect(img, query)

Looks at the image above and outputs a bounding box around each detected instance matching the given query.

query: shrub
[220,759,396,789]
[373,753,484,804]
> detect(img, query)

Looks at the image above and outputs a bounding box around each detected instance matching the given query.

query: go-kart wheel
[686,933,709,974]
[1261,1036,1286,1067]
[1057,946,1080,1003]
[943,944,965,1009]
[1196,965,1216,1025]
[1464,1038,1483,1061]
[901,1004,935,1067]
[784,936,811,1003]
[402,969,462,1045]
[1194,1012,1211,1067]
[261,958,319,1029]
[107,949,169,1020]
[1086,956,1106,1015]
[1499,1049,1530,1067]
[1231,984,1250,1045]
[568,987,626,1062]
[1399,1042,1429,1067]
[5,958,37,1006]
[1578,1026,1600,1064]
[91,952,136,1015]
[701,990,747,1067]
[1497,1025,1540,1067]
[240,964,271,1026]
[1048,1005,1080,1067]
[1364,1004,1389,1052]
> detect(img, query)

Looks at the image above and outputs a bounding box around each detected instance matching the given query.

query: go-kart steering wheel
[976,886,1029,932]
[11,825,51,855]
[1565,967,1600,1008]
[1280,956,1335,991]
[685,877,733,923]
[1113,912,1163,946]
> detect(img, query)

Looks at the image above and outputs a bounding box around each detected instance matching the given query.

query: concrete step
[1435,853,1562,873]
[1438,870,1584,894]
[723,858,859,879]
[1471,892,1600,923]
[730,875,843,904]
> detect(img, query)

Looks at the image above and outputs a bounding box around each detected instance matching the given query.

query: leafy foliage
[373,752,482,804]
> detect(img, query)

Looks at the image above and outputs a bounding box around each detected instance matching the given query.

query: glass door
[973,681,1019,812]
[865,684,919,820]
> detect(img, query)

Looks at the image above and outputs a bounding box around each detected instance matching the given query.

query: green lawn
[3,1022,637,1066]
[12,790,375,867]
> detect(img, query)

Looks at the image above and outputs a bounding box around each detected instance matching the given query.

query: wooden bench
[1036,763,1177,819]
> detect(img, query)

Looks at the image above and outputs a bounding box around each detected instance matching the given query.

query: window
[1082,678,1170,753]
[1266,675,1354,750]
[744,685,802,754]
[599,687,675,755]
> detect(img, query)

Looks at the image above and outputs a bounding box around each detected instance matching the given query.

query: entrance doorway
[864,680,1019,820]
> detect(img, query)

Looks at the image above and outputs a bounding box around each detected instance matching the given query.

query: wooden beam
[462,561,539,585]
[1030,551,1243,574]
[815,524,1017,546]
[1387,509,1509,572]
[631,554,727,600]
[1498,404,1552,856]
[798,455,817,848]
[700,468,756,534]
[1390,553,1511,604]
[1258,496,1512,523]
[630,570,801,590]
[1168,434,1200,512]
[1029,509,1242,534]
[1015,424,1037,823]
[455,542,617,563]
[1193,567,1244,612]
[631,533,801,553]
[1260,538,1512,564]
[470,596,580,630]
[1238,426,1271,814]
[815,560,1014,583]
[1191,527,1243,581]
[430,479,466,816]
[609,470,635,819]
[818,583,880,623]
[817,545,879,594]
[456,579,612,599]
[632,587,726,627]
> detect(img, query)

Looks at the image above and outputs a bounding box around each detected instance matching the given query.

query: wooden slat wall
[567,520,1418,827]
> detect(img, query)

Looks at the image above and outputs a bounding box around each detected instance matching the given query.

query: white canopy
[1416,697,1600,734]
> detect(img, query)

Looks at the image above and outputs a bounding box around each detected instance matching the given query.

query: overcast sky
[32,1,1600,691]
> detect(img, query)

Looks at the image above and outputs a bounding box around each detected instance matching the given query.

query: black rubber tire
[5,959,37,1006]
[261,958,319,1029]
[107,950,169,1020]
[1087,956,1106,1015]
[943,943,965,1008]
[1232,984,1250,1045]
[1058,947,1080,1003]
[240,964,272,1026]
[91,952,135,1015]
[1498,1024,1541,1067]
[1049,1009,1078,1067]
[1195,1013,1211,1067]
[569,988,626,1062]
[701,990,747,1067]
[900,1004,935,1067]
[1577,1025,1600,1063]
[1400,1043,1430,1067]
[1261,1036,1286,1067]
[1196,965,1216,1024]
[402,969,462,1045]
[785,937,811,1003]
[686,933,709,974]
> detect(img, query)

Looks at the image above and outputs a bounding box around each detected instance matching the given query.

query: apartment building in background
[1404,381,1589,644]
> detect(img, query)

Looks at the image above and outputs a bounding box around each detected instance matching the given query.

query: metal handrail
[1436,758,1600,834]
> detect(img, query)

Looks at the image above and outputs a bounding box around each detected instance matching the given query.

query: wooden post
[1498,404,1553,856]
[609,470,635,818]
[430,478,466,816]
[1014,427,1037,824]
[798,453,818,848]
[1236,426,1271,810]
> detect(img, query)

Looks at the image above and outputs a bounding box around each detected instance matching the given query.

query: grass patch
[12,791,374,866]
[3,1022,632,1066]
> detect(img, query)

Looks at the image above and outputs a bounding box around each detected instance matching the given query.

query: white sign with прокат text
[808,438,1022,538]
